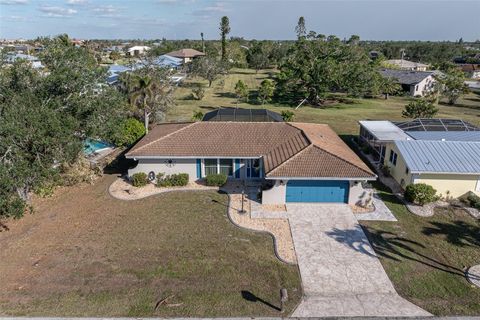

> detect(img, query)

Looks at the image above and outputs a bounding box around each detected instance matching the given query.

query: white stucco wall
[348,181,372,206]
[411,75,436,97]
[128,158,198,182]
[262,180,287,204]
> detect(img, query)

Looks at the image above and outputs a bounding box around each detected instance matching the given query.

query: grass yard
[0,175,302,317]
[360,183,480,316]
[168,68,480,135]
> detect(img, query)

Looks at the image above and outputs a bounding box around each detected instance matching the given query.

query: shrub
[205,174,227,186]
[192,85,205,100]
[281,110,295,122]
[466,192,480,209]
[157,173,189,187]
[131,172,148,187]
[113,118,145,147]
[404,183,438,206]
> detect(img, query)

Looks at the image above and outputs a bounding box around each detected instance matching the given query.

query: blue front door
[286,180,349,203]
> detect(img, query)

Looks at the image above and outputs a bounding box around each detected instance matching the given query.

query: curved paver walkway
[222,183,297,264]
[287,203,431,317]
[467,264,480,288]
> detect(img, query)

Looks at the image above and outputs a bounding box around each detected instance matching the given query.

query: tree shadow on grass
[362,227,468,278]
[422,220,480,248]
[215,92,237,99]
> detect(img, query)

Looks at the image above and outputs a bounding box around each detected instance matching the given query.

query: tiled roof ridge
[310,145,376,177]
[288,122,374,176]
[130,122,197,154]
[263,130,311,173]
[266,145,315,176]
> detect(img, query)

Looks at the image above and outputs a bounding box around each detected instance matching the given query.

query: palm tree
[128,75,154,133]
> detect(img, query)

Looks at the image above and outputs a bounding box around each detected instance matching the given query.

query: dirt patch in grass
[360,184,480,316]
[0,175,301,317]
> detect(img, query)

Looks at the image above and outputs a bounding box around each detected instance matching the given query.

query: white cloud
[39,5,77,17]
[66,0,88,5]
[0,15,26,21]
[192,1,228,16]
[92,5,117,13]
[0,0,28,5]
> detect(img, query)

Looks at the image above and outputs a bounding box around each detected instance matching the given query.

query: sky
[0,0,479,41]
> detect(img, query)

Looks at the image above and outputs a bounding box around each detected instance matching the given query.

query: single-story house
[202,108,284,122]
[166,48,205,63]
[5,53,43,69]
[458,64,480,79]
[155,54,183,69]
[359,118,479,163]
[384,59,429,71]
[379,69,437,97]
[127,46,151,57]
[126,122,377,205]
[384,140,480,197]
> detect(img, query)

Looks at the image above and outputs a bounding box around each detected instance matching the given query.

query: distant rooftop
[394,118,479,132]
[385,59,428,68]
[358,120,411,141]
[166,48,205,59]
[379,69,435,85]
[203,108,284,122]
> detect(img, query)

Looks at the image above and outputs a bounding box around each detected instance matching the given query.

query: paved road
[287,203,431,317]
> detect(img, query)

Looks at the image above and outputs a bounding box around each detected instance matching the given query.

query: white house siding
[411,75,436,97]
[348,181,371,206]
[262,180,287,204]
[128,158,198,182]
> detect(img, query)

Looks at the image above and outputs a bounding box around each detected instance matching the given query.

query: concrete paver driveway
[287,204,431,317]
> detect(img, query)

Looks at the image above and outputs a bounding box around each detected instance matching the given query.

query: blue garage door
[286,180,349,203]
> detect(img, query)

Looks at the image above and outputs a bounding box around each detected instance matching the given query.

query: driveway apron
[287,203,431,317]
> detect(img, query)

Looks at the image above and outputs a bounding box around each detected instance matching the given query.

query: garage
[286,180,349,203]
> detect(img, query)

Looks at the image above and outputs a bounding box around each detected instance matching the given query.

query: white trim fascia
[265,176,377,181]
[411,171,480,176]
[127,156,261,160]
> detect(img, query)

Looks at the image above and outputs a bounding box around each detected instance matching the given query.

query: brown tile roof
[126,122,307,158]
[166,48,206,58]
[126,121,375,179]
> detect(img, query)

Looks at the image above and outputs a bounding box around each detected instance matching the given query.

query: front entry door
[246,159,261,178]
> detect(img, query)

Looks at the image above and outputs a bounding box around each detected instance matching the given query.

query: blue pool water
[84,139,112,155]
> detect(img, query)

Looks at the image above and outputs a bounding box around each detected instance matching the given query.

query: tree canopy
[0,35,128,219]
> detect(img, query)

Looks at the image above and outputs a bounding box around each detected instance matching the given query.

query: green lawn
[168,68,480,135]
[0,175,302,317]
[360,183,480,316]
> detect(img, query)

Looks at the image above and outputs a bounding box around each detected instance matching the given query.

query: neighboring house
[359,118,480,197]
[126,122,376,205]
[379,69,437,97]
[202,108,284,122]
[154,54,183,69]
[106,64,130,85]
[5,53,43,69]
[458,64,480,79]
[385,140,480,197]
[359,118,479,162]
[127,46,151,57]
[166,48,205,63]
[358,120,412,163]
[385,59,429,71]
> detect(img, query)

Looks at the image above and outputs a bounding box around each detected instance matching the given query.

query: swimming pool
[84,139,113,155]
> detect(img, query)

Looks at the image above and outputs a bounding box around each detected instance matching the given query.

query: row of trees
[0,35,130,218]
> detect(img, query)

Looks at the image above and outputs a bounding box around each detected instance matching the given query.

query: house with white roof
[359,118,480,197]
[127,46,151,57]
